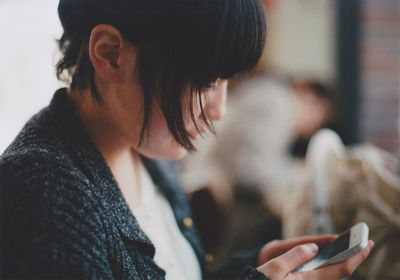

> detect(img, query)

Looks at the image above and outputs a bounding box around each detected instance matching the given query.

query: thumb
[258,243,319,279]
[281,243,319,272]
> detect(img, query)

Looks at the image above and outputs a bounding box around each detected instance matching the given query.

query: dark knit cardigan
[0,89,269,280]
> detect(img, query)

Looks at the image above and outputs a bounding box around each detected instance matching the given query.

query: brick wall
[360,0,400,153]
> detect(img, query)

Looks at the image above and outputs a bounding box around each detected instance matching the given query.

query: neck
[66,88,143,207]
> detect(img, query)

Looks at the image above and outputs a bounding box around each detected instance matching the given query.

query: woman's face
[137,80,228,159]
[91,54,227,160]
[80,26,228,160]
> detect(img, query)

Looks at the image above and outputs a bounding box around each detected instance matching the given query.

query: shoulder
[0,148,110,278]
[1,145,90,198]
[0,90,107,234]
[0,130,103,238]
[0,92,114,277]
[0,146,100,230]
[0,100,91,200]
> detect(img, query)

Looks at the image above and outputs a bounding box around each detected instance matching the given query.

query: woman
[0,0,373,279]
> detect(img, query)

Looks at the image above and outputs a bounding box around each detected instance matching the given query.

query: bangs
[134,0,266,89]
[146,0,267,151]
[188,0,267,87]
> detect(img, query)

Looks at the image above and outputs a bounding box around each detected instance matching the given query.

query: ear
[89,24,134,83]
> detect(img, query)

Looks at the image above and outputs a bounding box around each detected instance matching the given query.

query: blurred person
[289,80,335,158]
[0,1,373,280]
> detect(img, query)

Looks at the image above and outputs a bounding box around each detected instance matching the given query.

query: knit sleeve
[205,246,270,280]
[0,151,113,279]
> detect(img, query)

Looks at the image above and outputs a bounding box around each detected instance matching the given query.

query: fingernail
[369,240,375,248]
[306,243,319,254]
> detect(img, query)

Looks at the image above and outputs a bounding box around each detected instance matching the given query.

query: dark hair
[57,0,266,151]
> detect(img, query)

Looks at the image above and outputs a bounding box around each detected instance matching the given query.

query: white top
[130,162,202,280]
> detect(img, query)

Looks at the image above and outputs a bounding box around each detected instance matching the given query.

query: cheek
[183,93,206,128]
[136,106,188,160]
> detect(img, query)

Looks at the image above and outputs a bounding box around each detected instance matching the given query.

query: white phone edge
[314,222,369,270]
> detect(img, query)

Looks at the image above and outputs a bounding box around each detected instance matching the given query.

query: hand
[258,235,337,265]
[257,237,374,280]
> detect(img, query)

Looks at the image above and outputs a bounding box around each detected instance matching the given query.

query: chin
[139,145,188,160]
[162,147,188,160]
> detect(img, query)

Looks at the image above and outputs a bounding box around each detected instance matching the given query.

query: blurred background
[0,0,62,152]
[258,0,399,152]
[1,0,399,278]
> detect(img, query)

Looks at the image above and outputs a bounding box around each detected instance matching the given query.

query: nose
[207,80,228,121]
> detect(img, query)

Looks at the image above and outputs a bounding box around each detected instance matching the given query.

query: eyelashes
[204,79,220,92]
[205,79,221,91]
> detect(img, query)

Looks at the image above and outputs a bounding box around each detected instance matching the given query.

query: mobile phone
[294,222,369,272]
